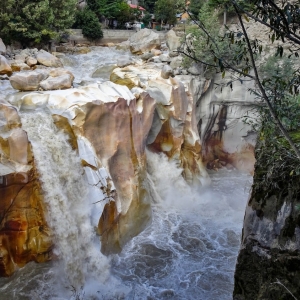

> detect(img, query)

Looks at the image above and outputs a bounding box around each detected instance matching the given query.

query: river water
[0,48,252,300]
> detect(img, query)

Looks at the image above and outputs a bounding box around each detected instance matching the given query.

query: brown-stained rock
[0,55,12,76]
[147,78,209,185]
[0,102,53,277]
[26,57,38,67]
[83,94,156,254]
[10,60,31,72]
[52,114,78,151]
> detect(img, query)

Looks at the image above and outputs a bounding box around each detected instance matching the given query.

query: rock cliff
[233,136,300,299]
[0,75,211,275]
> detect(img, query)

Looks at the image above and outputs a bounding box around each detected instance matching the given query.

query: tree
[189,0,206,17]
[73,8,103,40]
[181,0,300,160]
[154,0,181,25]
[139,0,156,13]
[0,0,77,45]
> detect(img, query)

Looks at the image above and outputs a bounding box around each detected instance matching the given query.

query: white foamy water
[110,151,252,300]
[0,148,251,299]
[60,47,134,86]
[19,110,110,288]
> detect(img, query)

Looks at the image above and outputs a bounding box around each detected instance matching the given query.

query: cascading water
[0,48,252,299]
[19,110,110,290]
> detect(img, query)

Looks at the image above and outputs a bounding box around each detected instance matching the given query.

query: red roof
[129,4,146,10]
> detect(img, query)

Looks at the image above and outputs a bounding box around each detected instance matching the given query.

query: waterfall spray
[20,110,110,287]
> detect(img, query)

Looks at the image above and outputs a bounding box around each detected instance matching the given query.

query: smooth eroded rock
[9,70,49,91]
[129,29,161,55]
[36,50,63,68]
[39,73,73,90]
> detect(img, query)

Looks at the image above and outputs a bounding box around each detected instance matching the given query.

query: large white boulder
[9,69,49,91]
[165,30,181,56]
[129,29,161,55]
[36,50,63,68]
[39,73,73,90]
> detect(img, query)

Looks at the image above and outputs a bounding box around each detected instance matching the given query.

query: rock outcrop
[0,82,158,274]
[0,99,52,276]
[233,137,300,299]
[111,62,210,186]
[192,73,257,173]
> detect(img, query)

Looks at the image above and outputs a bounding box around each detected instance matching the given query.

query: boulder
[187,62,203,75]
[151,49,162,56]
[39,73,73,90]
[0,38,6,55]
[129,29,161,55]
[14,54,27,62]
[115,40,130,51]
[170,56,183,69]
[26,56,38,67]
[92,64,117,79]
[36,50,63,68]
[48,68,74,82]
[141,52,154,61]
[161,65,174,79]
[0,100,52,276]
[165,30,181,55]
[117,57,133,68]
[10,60,31,72]
[9,70,49,91]
[0,55,12,75]
[159,54,171,62]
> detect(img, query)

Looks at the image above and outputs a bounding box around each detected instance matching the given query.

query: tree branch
[234,2,300,160]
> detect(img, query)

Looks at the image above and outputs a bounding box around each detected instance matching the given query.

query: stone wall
[68,29,165,45]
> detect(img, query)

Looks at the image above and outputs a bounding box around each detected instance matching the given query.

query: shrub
[73,8,103,40]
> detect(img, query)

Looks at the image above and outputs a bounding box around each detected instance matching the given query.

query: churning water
[0,48,252,299]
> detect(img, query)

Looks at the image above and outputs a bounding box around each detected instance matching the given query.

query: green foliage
[142,12,152,27]
[0,0,77,45]
[155,0,182,25]
[87,0,124,19]
[189,0,206,16]
[139,0,156,13]
[74,8,103,40]
[183,2,247,78]
[246,55,300,198]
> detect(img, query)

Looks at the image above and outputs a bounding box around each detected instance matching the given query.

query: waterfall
[19,110,110,287]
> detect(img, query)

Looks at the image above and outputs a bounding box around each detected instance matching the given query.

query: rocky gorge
[0,27,299,299]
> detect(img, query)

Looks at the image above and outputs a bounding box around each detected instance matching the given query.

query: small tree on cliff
[181,0,300,161]
[0,0,77,45]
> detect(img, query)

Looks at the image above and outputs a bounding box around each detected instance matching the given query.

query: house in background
[127,0,139,5]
